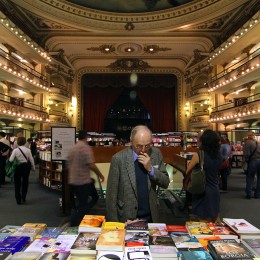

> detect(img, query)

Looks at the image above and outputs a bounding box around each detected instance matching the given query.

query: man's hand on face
[138,152,152,172]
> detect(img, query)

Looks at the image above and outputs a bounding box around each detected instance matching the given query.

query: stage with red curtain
[82,74,177,135]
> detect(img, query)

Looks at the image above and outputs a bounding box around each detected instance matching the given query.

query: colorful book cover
[197,236,221,250]
[78,215,105,232]
[102,221,125,230]
[70,232,100,255]
[96,229,125,251]
[0,236,30,254]
[185,221,213,238]
[125,231,149,247]
[49,234,78,252]
[0,226,21,241]
[22,223,47,230]
[13,227,42,241]
[223,218,260,234]
[207,222,239,239]
[149,235,177,257]
[208,239,255,260]
[125,219,148,232]
[166,224,188,233]
[179,250,214,260]
[148,223,168,237]
[36,227,64,239]
[61,226,78,235]
[24,238,56,253]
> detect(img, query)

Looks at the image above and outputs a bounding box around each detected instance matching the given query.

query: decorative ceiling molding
[143,45,171,54]
[107,58,151,71]
[87,45,116,54]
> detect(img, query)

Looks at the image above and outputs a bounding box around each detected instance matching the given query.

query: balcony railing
[0,93,49,121]
[50,83,70,98]
[49,109,70,125]
[0,49,49,89]
[211,50,259,83]
[211,92,260,113]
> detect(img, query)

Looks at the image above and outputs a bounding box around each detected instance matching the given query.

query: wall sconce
[184,102,190,117]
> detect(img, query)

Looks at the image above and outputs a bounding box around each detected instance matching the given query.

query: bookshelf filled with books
[39,151,63,191]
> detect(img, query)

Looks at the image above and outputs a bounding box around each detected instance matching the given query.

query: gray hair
[130,125,152,141]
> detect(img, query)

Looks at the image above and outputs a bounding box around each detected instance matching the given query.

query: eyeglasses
[135,143,153,150]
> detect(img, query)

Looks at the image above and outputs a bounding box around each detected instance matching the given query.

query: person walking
[67,130,105,226]
[0,131,11,186]
[244,131,260,199]
[106,125,170,223]
[9,136,35,204]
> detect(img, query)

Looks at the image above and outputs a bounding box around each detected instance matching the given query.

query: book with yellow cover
[96,229,125,251]
[78,215,105,233]
[185,221,213,238]
[102,222,125,230]
[22,223,47,231]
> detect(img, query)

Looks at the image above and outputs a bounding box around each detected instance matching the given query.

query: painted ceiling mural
[67,0,193,13]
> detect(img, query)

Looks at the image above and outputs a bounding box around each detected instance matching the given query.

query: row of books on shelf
[0,216,260,260]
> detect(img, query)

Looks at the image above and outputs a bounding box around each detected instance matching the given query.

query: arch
[74,68,184,131]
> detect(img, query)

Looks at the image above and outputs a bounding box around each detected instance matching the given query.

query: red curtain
[84,86,175,133]
[136,87,175,132]
[84,87,123,131]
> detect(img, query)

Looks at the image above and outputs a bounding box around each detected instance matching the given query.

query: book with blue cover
[0,236,30,254]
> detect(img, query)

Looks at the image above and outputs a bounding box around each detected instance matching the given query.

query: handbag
[5,157,20,180]
[220,158,229,170]
[183,151,205,194]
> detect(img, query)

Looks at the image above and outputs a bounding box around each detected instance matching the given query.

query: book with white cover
[242,238,260,257]
[96,250,124,260]
[124,246,152,260]
[223,218,260,234]
[5,251,42,260]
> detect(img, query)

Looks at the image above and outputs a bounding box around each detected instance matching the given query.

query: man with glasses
[106,125,170,223]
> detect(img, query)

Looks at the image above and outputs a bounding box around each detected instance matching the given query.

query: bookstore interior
[0,1,259,258]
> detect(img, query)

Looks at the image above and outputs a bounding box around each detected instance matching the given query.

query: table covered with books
[0,215,260,259]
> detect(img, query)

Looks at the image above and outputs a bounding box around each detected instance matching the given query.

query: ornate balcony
[0,49,49,92]
[48,110,70,126]
[189,111,210,128]
[49,83,70,103]
[188,83,209,100]
[210,92,260,124]
[0,93,49,122]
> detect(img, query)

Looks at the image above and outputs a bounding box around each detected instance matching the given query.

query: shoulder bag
[18,147,32,170]
[183,151,206,194]
[5,157,20,181]
[243,141,258,171]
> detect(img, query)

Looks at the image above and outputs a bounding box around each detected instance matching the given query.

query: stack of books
[78,215,105,233]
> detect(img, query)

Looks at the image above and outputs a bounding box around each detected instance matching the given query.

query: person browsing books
[67,130,105,226]
[9,136,35,205]
[106,125,170,223]
[244,131,260,199]
[185,129,222,222]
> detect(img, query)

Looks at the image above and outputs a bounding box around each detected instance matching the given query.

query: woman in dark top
[186,129,222,222]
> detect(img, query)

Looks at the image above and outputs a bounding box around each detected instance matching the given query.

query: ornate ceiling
[0,0,259,72]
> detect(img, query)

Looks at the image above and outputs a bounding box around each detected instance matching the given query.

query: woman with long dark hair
[186,129,222,222]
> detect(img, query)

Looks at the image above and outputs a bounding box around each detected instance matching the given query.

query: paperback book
[6,251,42,260]
[13,227,42,241]
[36,227,64,239]
[0,236,30,254]
[149,235,178,258]
[0,226,21,241]
[208,239,255,260]
[124,246,152,260]
[242,238,260,257]
[125,219,148,232]
[124,231,149,247]
[24,238,56,253]
[78,215,105,233]
[197,236,221,250]
[185,221,213,238]
[102,222,125,230]
[179,250,214,260]
[223,218,260,234]
[97,250,124,260]
[70,232,100,255]
[38,252,70,260]
[96,229,125,251]
[207,222,238,239]
[148,223,168,237]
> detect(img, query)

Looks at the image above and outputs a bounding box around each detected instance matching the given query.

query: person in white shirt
[9,136,35,205]
[0,131,11,185]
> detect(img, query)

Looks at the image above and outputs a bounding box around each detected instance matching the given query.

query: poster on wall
[51,127,76,161]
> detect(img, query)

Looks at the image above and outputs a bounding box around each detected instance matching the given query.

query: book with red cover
[207,222,239,239]
[125,231,149,247]
[166,225,188,233]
